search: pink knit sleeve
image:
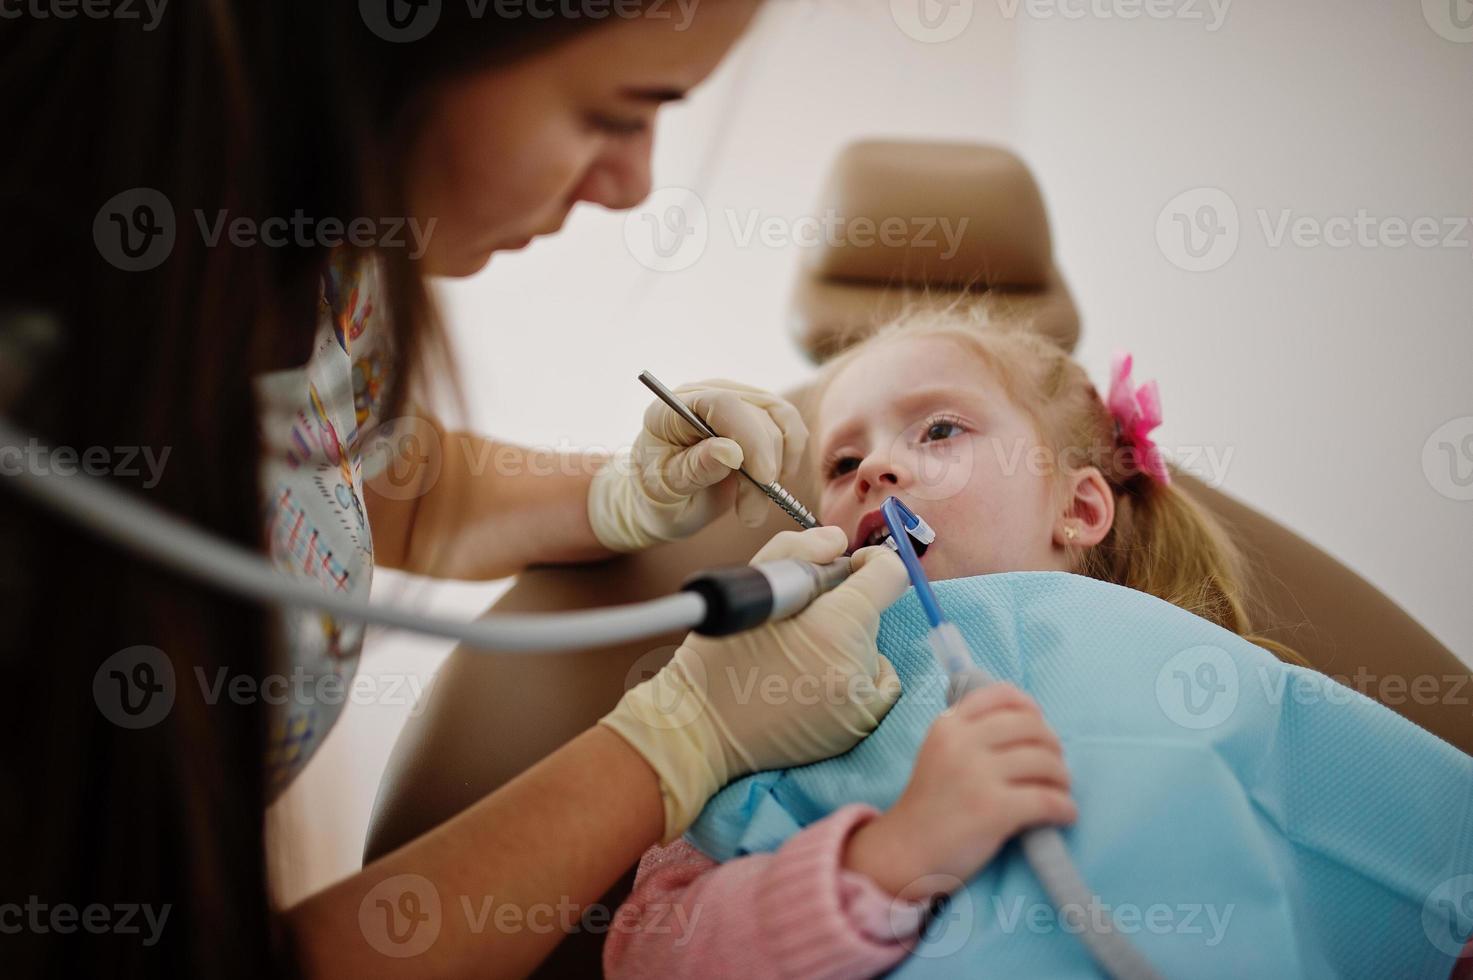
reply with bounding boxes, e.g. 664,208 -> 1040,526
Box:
603,804 -> 929,980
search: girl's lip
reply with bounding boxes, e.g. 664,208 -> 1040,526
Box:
846,504 -> 935,559
849,508 -> 890,554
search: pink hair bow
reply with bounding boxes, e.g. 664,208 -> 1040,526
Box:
1106,351 -> 1171,485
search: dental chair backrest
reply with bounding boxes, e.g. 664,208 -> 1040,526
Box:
365,141 -> 1472,976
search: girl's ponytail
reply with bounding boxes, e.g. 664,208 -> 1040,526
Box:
1079,475 -> 1308,667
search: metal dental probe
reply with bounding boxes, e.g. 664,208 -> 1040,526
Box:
637,370 -> 820,530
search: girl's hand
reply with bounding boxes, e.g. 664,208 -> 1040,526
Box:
587,379 -> 808,552
843,684 -> 1077,902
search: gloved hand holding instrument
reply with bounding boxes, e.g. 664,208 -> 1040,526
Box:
586,373 -> 816,552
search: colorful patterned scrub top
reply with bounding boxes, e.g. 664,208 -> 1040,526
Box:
254,252 -> 392,797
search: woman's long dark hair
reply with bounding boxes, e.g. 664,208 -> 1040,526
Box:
0,3 -> 632,976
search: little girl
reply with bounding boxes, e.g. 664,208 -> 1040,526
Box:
603,312 -> 1302,979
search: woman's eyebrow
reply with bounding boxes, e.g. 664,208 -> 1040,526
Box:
620,86 -> 689,104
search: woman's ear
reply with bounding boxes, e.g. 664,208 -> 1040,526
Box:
1054,467 -> 1115,548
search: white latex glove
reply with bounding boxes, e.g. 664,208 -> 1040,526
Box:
587,379 -> 808,552
599,526 -> 910,842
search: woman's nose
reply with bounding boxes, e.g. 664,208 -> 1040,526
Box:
575,130 -> 654,211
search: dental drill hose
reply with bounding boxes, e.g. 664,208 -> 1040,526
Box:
0,412 -> 861,652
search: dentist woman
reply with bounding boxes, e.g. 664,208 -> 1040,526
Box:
0,4 -> 908,978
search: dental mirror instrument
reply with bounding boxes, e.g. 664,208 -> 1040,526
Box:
878,496 -> 1164,980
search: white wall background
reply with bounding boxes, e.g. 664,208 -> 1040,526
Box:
269,0 -> 1473,905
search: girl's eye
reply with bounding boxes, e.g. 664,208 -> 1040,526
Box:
920,415 -> 966,443
587,112 -> 650,137
825,456 -> 859,480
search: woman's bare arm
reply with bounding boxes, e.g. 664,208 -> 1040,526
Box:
286,726 -> 662,980
365,412 -> 617,580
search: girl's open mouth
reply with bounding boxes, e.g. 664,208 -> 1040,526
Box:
848,506 -> 932,559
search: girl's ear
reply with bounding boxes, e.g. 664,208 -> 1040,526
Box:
1054,467 -> 1115,548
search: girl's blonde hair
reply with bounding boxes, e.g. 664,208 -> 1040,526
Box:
817,308 -> 1307,668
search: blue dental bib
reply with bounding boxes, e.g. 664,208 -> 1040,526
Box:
687,573 -> 1473,979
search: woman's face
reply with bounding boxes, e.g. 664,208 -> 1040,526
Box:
405,0 -> 764,276
815,335 -> 1077,583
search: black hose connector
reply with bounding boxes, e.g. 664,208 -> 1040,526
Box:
681,566 -> 774,636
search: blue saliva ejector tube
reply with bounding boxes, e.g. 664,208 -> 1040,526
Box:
876,496 -> 1163,980
879,498 -> 972,681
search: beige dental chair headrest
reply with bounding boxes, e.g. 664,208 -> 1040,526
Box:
366,139 -> 1471,977
789,140 -> 1080,361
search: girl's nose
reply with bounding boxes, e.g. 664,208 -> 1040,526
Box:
855,452 -> 911,500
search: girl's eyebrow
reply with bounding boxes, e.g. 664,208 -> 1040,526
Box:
818,384 -> 985,457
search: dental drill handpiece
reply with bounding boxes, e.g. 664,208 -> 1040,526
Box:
637,371 -> 820,530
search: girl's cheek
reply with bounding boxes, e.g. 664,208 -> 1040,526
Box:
909,438 -> 978,503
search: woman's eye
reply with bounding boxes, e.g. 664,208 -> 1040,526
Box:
587,112 -> 650,137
